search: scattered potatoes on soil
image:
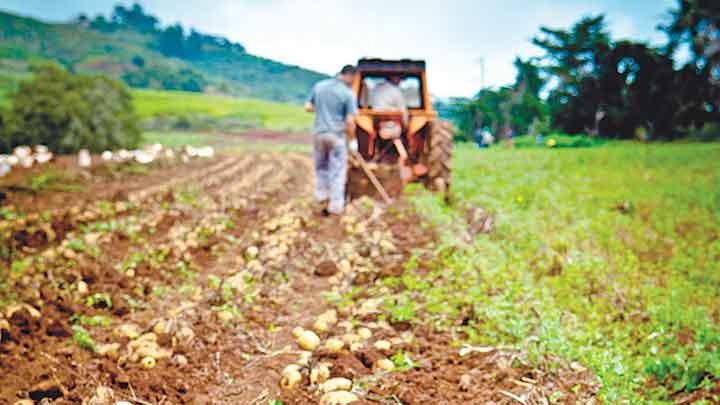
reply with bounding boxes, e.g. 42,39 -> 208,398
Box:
321,377 -> 353,393
296,330 -> 320,351
320,391 -> 360,405
373,340 -> 391,351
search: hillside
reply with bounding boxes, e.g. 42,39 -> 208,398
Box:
0,8 -> 326,103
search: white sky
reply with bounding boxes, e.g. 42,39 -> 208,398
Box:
2,0 -> 676,98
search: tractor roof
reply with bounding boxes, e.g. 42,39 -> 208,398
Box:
357,58 -> 426,74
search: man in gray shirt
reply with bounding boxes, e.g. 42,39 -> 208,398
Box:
305,65 -> 358,215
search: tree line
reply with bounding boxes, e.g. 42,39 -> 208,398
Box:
77,3 -> 246,62
453,0 -> 719,140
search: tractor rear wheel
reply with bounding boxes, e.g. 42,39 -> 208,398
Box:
426,120 -> 453,194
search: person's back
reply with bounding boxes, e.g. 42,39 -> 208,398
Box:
305,65 -> 358,216
310,78 -> 356,135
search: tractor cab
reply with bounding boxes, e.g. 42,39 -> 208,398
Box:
348,58 -> 453,198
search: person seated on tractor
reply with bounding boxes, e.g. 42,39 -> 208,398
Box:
370,75 -> 409,127
369,75 -> 413,182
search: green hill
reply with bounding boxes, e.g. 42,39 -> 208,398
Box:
0,6 -> 327,103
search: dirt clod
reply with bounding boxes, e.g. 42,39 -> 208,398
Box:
315,260 -> 339,277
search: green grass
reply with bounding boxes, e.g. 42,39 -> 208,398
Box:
133,89 -> 312,132
395,142 -> 720,402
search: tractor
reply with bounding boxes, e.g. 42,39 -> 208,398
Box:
348,58 -> 453,201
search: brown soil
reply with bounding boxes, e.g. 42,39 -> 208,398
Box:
0,149 -> 600,405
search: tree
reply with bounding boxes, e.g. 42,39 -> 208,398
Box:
3,64 -> 141,153
112,3 -> 158,33
533,15 -> 612,134
157,24 -> 186,58
451,57 -> 548,140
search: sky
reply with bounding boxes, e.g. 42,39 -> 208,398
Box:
1,0 -> 677,98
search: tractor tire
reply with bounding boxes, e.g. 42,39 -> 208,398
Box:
427,120 -> 453,194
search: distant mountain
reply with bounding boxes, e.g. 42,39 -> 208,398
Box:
0,5 -> 327,103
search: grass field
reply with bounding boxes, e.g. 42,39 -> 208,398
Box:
379,143 -> 720,402
133,89 -> 312,132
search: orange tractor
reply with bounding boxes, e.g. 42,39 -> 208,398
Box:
348,58 -> 453,201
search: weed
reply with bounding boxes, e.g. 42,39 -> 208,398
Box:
390,351 -> 416,371
72,325 -> 97,352
70,314 -> 112,327
85,292 -> 112,309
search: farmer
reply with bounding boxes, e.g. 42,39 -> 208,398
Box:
370,74 -> 408,124
304,65 -> 359,215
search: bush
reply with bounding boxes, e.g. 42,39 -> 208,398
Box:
4,64 -> 141,153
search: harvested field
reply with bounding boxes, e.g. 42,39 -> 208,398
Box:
0,150 -> 597,404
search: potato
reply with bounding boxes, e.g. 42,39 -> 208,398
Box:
375,358 -> 395,371
297,350 -> 312,367
152,319 -> 168,335
313,320 -> 329,334
296,330 -> 320,351
246,245 -> 259,259
113,323 -> 141,339
141,356 -> 156,369
77,281 -> 88,295
280,370 -> 302,390
321,377 -> 352,393
310,362 -> 330,384
319,391 -> 359,405
357,327 -> 372,340
317,310 -> 338,326
349,342 -> 364,352
282,364 -> 302,375
324,338 -> 344,353
341,333 -> 360,345
97,343 -> 120,360
291,326 -> 305,339
373,340 -> 391,351
216,310 -> 234,322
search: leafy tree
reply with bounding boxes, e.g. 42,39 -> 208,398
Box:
3,64 -> 141,153
533,9 -> 719,139
157,24 -> 186,58
452,57 -> 548,139
111,3 -> 159,33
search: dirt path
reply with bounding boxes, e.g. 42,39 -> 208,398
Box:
0,151 -> 598,405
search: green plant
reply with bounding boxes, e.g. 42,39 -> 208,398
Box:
70,314 -> 112,327
85,292 -> 112,309
72,325 -> 97,352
